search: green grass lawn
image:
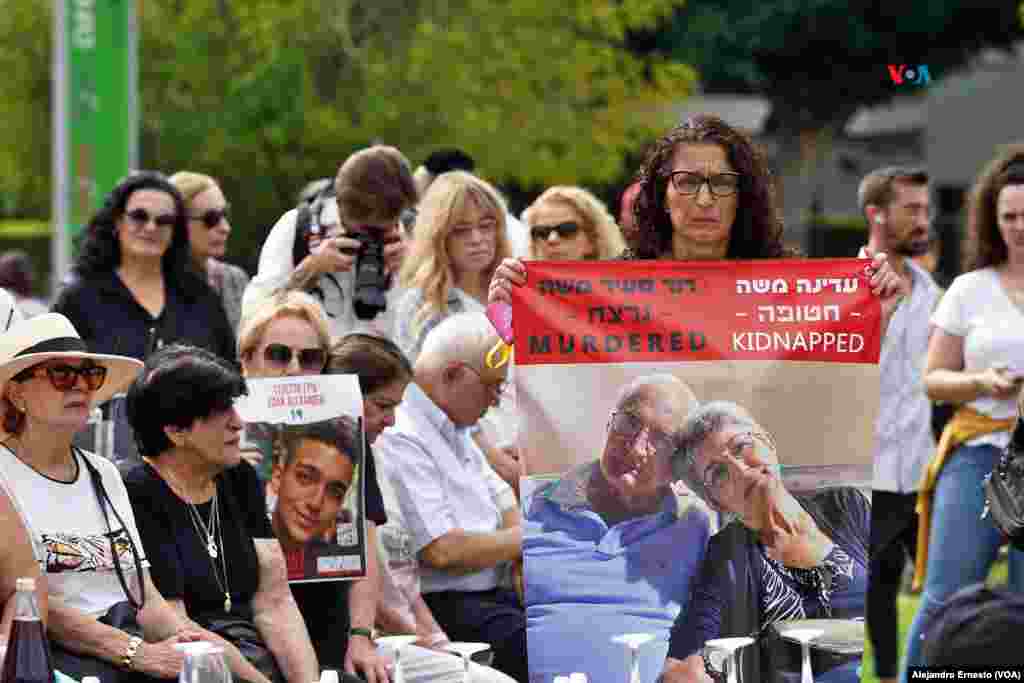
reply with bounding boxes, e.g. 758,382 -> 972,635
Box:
859,559 -> 1009,683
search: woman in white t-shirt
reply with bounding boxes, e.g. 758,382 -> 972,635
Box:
901,149 -> 1024,680
0,313 -> 268,683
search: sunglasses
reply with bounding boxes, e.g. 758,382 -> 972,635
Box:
530,222 -> 582,241
263,343 -> 327,372
189,205 -> 230,229
124,208 -> 177,229
16,363 -> 109,392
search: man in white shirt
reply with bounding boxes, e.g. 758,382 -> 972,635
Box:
374,311 -> 525,683
241,146 -> 418,339
860,166 -> 941,683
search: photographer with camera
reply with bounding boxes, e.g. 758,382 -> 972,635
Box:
241,146 -> 419,339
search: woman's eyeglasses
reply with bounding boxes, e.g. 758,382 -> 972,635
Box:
189,205 -> 230,229
16,363 -> 109,392
530,222 -> 582,241
668,171 -> 743,198
124,208 -> 177,229
263,343 -> 327,373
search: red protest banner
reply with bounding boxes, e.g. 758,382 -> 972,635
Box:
511,258 -> 881,365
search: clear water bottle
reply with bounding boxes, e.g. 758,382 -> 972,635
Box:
1,577 -> 53,683
175,642 -> 231,683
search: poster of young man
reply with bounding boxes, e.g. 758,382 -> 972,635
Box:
234,374 -> 368,583
511,259 -> 879,683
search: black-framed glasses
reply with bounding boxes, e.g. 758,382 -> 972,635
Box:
462,363 -> 508,396
668,171 -> 743,198
530,222 -> 582,241
700,430 -> 777,500
263,343 -> 328,373
16,362 -> 108,392
124,208 -> 177,229
606,409 -> 677,458
189,205 -> 230,228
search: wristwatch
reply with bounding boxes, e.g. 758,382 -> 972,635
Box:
349,627 -> 374,640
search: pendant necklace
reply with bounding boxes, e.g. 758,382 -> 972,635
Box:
184,487 -> 232,612
159,464 -> 232,612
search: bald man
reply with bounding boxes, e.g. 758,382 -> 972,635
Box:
522,374 -> 712,683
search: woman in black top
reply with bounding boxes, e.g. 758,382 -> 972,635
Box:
52,171 -> 235,362
122,344 -> 318,683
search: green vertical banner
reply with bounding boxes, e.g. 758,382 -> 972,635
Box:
54,0 -> 136,288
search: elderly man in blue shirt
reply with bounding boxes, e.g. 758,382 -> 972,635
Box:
523,374 -> 711,683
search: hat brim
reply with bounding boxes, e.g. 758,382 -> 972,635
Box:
0,351 -> 143,405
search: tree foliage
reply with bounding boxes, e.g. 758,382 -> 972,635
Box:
0,0 -> 693,272
640,1 -> 1024,136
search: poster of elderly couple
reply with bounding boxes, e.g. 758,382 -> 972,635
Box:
511,259 -> 878,683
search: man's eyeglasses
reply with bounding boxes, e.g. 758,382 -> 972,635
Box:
606,409 -> 677,458
263,344 -> 328,373
668,171 -> 743,198
700,430 -> 777,501
530,222 -> 582,242
15,362 -> 109,392
124,208 -> 177,229
189,205 -> 230,229
462,363 -> 508,396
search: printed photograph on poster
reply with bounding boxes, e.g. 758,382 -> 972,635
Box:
234,374 -> 368,583
512,259 -> 878,683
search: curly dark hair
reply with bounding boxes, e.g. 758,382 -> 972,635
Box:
73,171 -> 202,294
630,114 -> 791,260
963,143 -> 1024,272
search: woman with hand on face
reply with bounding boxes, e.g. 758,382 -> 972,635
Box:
52,171 -> 235,362
661,401 -> 870,683
489,115 -> 907,332
0,313 -> 227,682
123,344 -> 316,683
900,147 -> 1024,681
393,171 -> 512,364
521,186 -> 625,262
169,172 -> 250,334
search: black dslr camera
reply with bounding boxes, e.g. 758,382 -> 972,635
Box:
340,226 -> 399,320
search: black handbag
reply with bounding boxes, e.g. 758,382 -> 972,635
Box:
984,410 -> 1024,551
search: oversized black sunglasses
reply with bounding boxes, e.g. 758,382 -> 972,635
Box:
124,208 -> 177,228
263,343 -> 328,372
530,222 -> 582,241
189,205 -> 231,229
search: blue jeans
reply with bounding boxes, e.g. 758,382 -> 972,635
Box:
900,443 -> 1024,681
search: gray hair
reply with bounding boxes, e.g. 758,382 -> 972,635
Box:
671,400 -> 759,512
415,311 -> 499,374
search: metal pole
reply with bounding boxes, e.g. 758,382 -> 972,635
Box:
127,0 -> 139,170
51,0 -> 70,299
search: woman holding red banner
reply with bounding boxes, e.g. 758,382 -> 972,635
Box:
488,114 -> 906,325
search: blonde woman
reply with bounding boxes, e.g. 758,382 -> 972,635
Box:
522,185 -> 626,261
169,171 -> 250,333
393,171 -> 512,363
